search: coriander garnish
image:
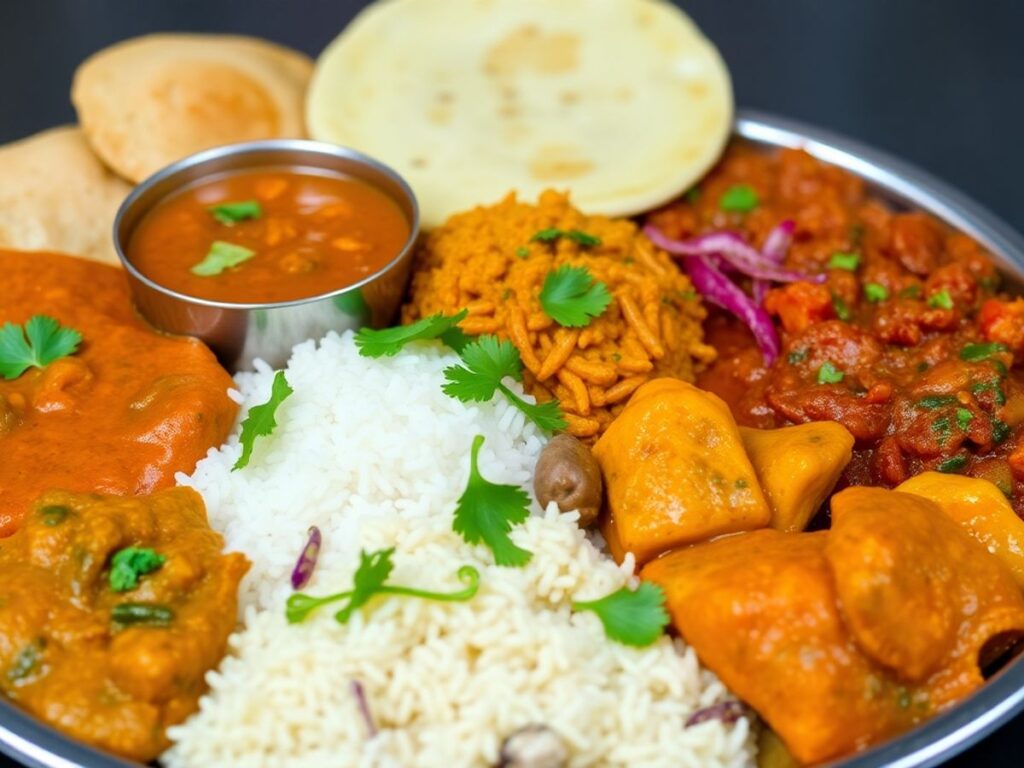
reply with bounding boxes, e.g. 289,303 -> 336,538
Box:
109,547 -> 166,593
827,252 -> 861,271
208,200 -> 262,225
864,283 -> 889,303
354,310 -> 469,358
817,362 -> 844,384
233,370 -> 293,470
453,434 -> 533,567
718,184 -> 759,213
572,582 -> 669,647
191,240 -> 256,277
442,336 -> 566,432
530,228 -> 602,248
286,547 -> 479,624
539,265 -> 612,328
927,289 -> 954,310
0,315 -> 82,381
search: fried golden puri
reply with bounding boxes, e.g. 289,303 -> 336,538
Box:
642,487 -> 1024,765
592,378 -> 853,562
0,488 -> 248,762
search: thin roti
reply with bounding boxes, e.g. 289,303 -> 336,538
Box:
307,0 -> 733,227
72,34 -> 313,183
0,126 -> 131,265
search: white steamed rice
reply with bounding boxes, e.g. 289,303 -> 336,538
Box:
164,331 -> 755,768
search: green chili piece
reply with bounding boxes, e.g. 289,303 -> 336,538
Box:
112,603 -> 174,627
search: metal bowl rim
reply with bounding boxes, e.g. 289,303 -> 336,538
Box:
2,110 -> 1023,768
112,138 -> 421,311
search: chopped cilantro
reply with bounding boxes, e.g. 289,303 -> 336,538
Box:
817,362 -> 844,384
286,547 -> 479,624
931,416 -> 952,445
961,342 -> 1009,362
0,316 -> 82,380
971,380 -> 1007,406
109,547 -> 166,593
539,265 -> 612,328
827,252 -> 861,271
787,348 -> 808,364
927,289 -> 954,310
7,639 -> 44,682
718,184 -> 759,213
530,228 -> 602,248
38,505 -> 70,527
233,371 -> 293,470
208,200 -> 262,225
572,582 -> 669,647
354,310 -> 469,358
191,240 -> 256,276
515,246 -> 530,259
956,408 -> 974,432
832,295 -> 851,321
453,435 -> 532,567
864,283 -> 889,303
442,336 -> 567,432
916,395 -> 959,410
992,419 -> 1011,445
937,454 -> 968,474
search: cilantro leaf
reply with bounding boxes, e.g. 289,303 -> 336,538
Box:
864,283 -> 889,303
109,547 -> 166,593
442,336 -> 567,431
530,228 -> 602,247
191,240 -> 256,277
233,370 -> 293,470
827,252 -> 861,271
354,310 -> 469,358
539,265 -> 612,328
0,316 -> 82,380
453,435 -> 532,567
927,289 -> 954,310
208,200 -> 263,225
817,361 -> 844,384
572,582 -> 669,647
286,548 -> 480,624
719,184 -> 759,213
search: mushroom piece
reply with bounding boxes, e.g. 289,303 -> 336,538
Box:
497,724 -> 569,768
533,433 -> 603,527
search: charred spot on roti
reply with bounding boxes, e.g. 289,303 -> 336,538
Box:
527,145 -> 594,181
483,25 -> 580,77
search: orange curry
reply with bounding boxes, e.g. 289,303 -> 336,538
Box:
128,168 -> 410,303
0,250 -> 237,535
0,488 -> 248,761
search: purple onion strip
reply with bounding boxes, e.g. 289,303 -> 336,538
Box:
644,225 -> 822,284
684,255 -> 781,366
685,700 -> 747,728
290,525 -> 322,590
351,680 -> 378,738
762,219 -> 795,263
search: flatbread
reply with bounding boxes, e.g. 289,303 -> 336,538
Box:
0,126 -> 131,265
72,34 -> 313,183
307,0 -> 732,227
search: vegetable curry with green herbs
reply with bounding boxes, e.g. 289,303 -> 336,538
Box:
0,487 -> 248,762
648,144 -> 1024,514
127,168 -> 410,304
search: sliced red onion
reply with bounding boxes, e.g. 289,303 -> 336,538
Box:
751,279 -> 770,305
644,225 -> 822,284
685,700 -> 747,728
762,219 -> 795,263
351,680 -> 377,737
290,526 -> 322,590
684,255 -> 781,365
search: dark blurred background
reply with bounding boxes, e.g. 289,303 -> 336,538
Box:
0,1 -> 1021,766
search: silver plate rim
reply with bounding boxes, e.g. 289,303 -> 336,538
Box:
0,110 -> 1022,768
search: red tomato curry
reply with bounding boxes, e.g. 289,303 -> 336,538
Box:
0,250 -> 238,535
128,168 -> 411,303
649,144 -> 1024,514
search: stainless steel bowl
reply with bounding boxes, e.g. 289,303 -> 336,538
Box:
3,112 -> 1023,768
113,139 -> 420,371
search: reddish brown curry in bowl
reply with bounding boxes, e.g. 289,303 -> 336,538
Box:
128,167 -> 410,304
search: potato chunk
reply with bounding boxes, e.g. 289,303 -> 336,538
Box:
896,472 -> 1024,588
642,489 -> 1024,764
740,422 -> 854,532
593,379 -> 770,563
